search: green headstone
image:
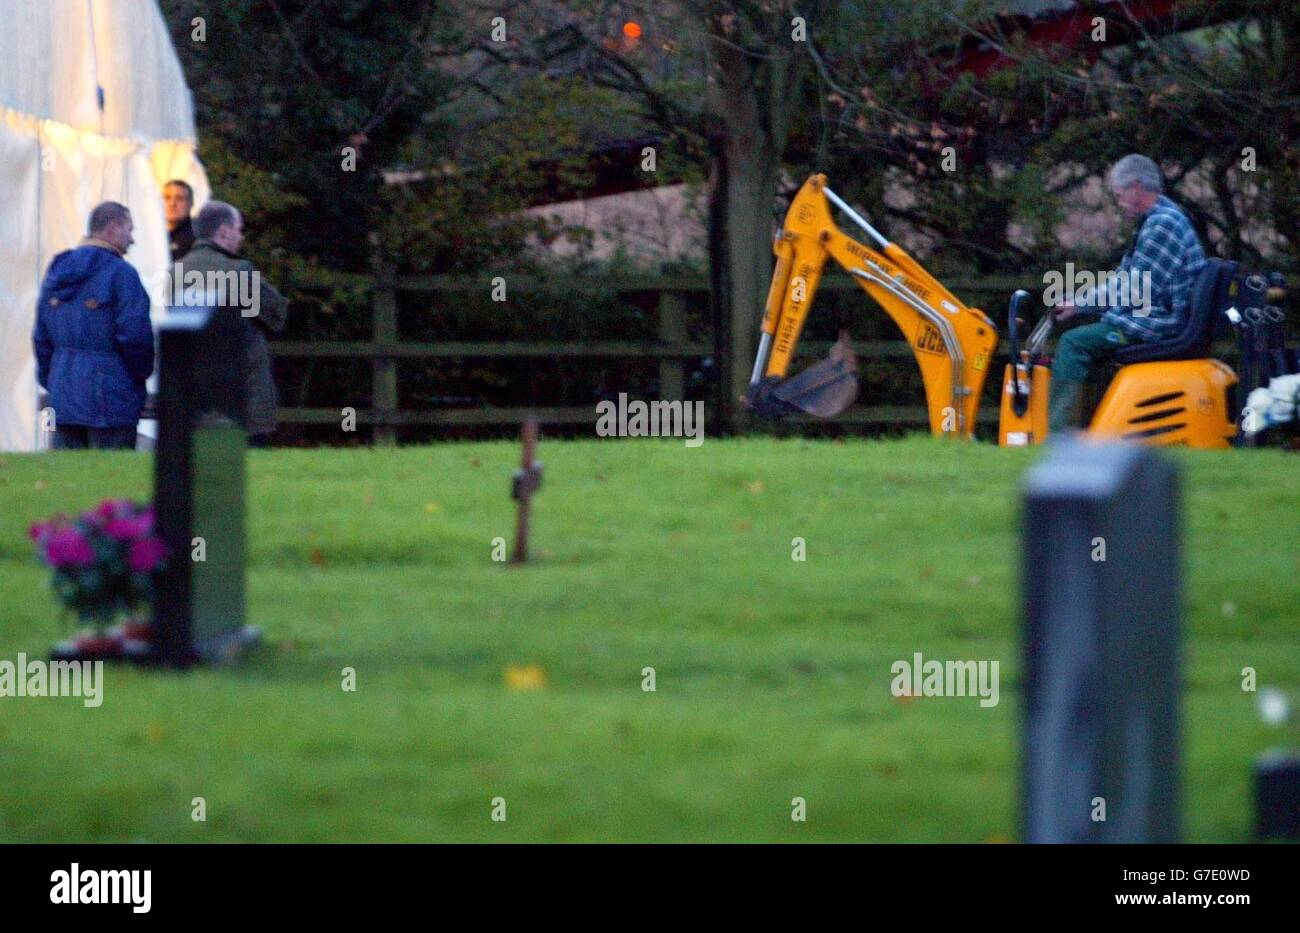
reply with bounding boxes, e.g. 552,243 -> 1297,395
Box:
152,308 -> 258,665
188,418 -> 247,648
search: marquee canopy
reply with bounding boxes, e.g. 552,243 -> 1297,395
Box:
0,0 -> 210,451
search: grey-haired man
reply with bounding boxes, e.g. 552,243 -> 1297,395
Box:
1049,154 -> 1206,431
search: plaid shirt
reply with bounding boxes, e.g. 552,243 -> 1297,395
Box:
1074,195 -> 1206,341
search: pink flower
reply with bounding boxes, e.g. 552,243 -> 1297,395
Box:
127,537 -> 167,573
44,526 -> 96,568
104,514 -> 152,541
29,515 -> 68,542
92,498 -> 135,523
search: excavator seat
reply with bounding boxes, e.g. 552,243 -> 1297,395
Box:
1088,258 -> 1243,448
1112,258 -> 1238,365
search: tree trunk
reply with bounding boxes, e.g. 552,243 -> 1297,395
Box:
722,138 -> 780,430
706,13 -> 804,431
707,126 -> 732,435
707,110 -> 780,431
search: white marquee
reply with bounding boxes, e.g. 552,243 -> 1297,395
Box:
0,0 -> 210,450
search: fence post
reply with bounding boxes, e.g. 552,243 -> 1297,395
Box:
658,289 -> 686,402
372,263 -> 398,446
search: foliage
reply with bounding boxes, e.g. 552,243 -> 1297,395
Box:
161,0 -> 1300,278
808,1 -> 1300,273
159,0 -> 457,273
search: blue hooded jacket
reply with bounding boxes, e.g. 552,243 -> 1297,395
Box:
33,242 -> 155,428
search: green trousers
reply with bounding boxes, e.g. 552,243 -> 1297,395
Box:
1050,322 -> 1132,431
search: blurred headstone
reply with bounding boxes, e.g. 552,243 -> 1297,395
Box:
1254,751 -> 1300,840
151,307 -> 259,665
1021,438 -> 1181,843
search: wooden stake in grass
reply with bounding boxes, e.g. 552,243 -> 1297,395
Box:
511,418 -> 543,563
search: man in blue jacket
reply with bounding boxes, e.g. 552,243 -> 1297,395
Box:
33,202 -> 155,450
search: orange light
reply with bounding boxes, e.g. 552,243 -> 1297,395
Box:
623,22 -> 642,39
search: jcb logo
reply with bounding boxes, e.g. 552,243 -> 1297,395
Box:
915,323 -> 945,356
903,279 -> 932,302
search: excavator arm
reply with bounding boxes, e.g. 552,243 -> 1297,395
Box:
745,174 -> 999,438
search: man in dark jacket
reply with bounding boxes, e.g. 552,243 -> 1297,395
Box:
33,202 -> 154,450
176,201 -> 289,444
164,180 -> 196,261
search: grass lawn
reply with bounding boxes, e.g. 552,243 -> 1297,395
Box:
0,436 -> 1296,842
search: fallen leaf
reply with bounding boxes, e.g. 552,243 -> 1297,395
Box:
505,664 -> 547,691
745,480 -> 764,494
309,549 -> 326,567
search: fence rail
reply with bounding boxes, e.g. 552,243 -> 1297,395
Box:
273,272 -> 1035,440
277,405 -> 1004,427
31,264 -> 1249,441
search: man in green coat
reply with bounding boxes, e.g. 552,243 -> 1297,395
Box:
175,201 -> 289,445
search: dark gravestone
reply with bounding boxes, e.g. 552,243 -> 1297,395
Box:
152,307 -> 258,665
1255,751 -> 1300,840
1021,439 -> 1181,843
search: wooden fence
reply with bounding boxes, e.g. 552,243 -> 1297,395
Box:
273,272 -> 1031,443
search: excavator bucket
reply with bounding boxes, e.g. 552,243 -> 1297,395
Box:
744,174 -> 999,434
747,332 -> 858,418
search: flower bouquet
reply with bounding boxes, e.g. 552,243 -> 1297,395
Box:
30,499 -> 167,661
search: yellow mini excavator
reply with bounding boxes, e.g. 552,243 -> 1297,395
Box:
745,174 -> 1290,449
